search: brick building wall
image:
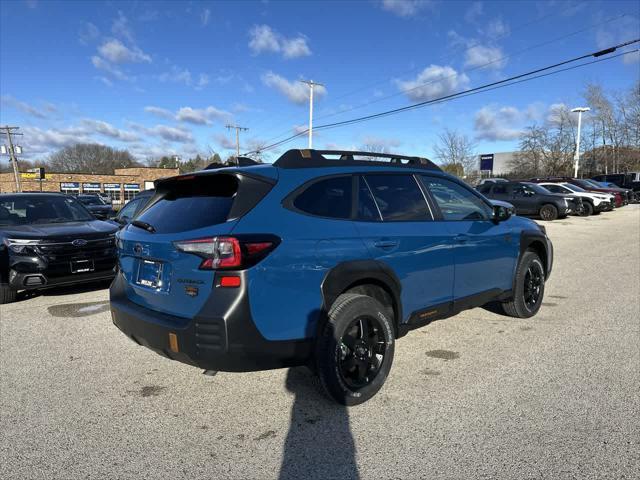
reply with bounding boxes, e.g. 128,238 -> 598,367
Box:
0,167 -> 179,205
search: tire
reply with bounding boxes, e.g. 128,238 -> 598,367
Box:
499,250 -> 545,318
539,203 -> 558,221
580,202 -> 593,217
0,283 -> 17,304
315,293 -> 395,406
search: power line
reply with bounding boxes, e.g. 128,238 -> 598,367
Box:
242,41 -> 639,156
251,12 -> 630,149
247,1 -> 591,140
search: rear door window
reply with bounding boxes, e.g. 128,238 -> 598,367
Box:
363,174 -> 431,221
292,176 -> 352,219
135,175 -> 238,233
422,176 -> 492,221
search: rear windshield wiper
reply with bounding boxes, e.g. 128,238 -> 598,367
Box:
131,220 -> 156,233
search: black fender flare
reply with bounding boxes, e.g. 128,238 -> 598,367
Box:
518,229 -> 552,283
320,260 -> 403,334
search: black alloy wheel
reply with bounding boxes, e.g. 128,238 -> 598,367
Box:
523,262 -> 544,312
338,316 -> 387,390
539,204 -> 558,221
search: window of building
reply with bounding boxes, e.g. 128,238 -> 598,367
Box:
124,184 -> 140,203
60,182 -> 80,195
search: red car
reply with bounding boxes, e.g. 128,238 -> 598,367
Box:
529,177 -> 625,208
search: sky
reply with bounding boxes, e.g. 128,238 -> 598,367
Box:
1,0 -> 639,165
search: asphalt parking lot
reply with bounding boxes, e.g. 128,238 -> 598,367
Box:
1,205 -> 639,480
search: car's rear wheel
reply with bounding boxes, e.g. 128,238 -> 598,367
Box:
499,250 -> 545,318
0,283 -> 17,304
539,204 -> 558,221
580,202 -> 593,216
316,293 -> 395,406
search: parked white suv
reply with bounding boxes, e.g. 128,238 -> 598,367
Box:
539,182 -> 614,215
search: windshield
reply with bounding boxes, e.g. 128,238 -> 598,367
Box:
526,183 -> 553,194
0,195 -> 94,226
564,183 -> 586,193
582,179 -> 604,188
78,196 -> 105,206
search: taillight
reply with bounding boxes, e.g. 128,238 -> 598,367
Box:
173,235 -> 279,270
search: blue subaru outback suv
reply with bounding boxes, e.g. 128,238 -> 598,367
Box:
110,149 -> 553,405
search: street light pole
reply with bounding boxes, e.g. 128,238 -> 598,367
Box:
300,80 -> 324,149
571,107 -> 590,178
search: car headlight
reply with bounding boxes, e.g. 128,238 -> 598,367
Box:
4,238 -> 40,254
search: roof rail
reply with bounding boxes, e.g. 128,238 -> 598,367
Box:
204,156 -> 261,170
273,149 -> 441,171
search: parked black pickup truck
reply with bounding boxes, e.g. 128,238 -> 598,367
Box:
477,181 -> 583,220
0,193 -> 118,303
591,173 -> 639,202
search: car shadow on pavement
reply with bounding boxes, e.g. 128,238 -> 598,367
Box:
279,367 -> 359,480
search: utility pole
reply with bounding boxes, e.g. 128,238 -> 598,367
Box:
300,80 -> 324,149
225,124 -> 248,162
571,107 -> 590,178
1,126 -> 23,192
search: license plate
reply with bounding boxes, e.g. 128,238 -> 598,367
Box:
71,259 -> 94,274
136,260 -> 163,288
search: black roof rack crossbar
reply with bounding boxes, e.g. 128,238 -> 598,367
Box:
273,149 -> 441,171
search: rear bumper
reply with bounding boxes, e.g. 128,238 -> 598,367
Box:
109,273 -> 312,372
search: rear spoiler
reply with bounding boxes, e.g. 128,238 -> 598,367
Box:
205,157 -> 260,169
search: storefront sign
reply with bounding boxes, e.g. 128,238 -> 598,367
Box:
480,154 -> 494,171
103,183 -> 121,190
60,182 -> 80,189
82,183 -> 101,190
124,183 -> 140,190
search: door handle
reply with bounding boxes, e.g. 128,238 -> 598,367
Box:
455,234 -> 469,243
373,239 -> 398,249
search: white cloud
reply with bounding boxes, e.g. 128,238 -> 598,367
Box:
144,105 -> 231,124
21,126 -> 94,156
98,39 -> 151,64
157,65 -> 204,86
381,0 -> 433,18
1,95 -> 51,119
91,55 -> 130,81
81,119 -> 139,142
112,11 -> 134,42
464,2 -> 483,23
79,22 -> 100,45
361,135 -> 401,150
248,25 -> 311,59
144,106 -> 174,119
464,44 -> 506,69
196,73 -> 210,89
213,133 -> 237,150
128,122 -> 193,143
261,72 -> 327,105
473,104 -> 543,141
485,18 -> 510,39
201,8 -> 211,26
396,65 -> 470,102
176,106 -> 231,125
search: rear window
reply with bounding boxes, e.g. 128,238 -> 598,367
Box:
135,175 -> 238,233
292,176 -> 352,219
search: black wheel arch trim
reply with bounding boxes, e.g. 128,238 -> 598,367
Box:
320,260 -> 404,337
519,229 -> 553,282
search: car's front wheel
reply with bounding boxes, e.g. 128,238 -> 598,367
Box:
499,250 -> 545,318
580,202 -> 593,216
316,293 -> 395,406
539,204 -> 558,221
0,283 -> 17,304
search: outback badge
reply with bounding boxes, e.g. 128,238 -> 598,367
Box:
184,285 -> 199,297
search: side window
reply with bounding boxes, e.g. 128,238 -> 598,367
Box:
422,176 -> 492,221
357,176 -> 382,221
363,174 -> 431,221
292,176 -> 352,219
545,185 -> 562,194
477,184 -> 492,194
492,184 -> 508,194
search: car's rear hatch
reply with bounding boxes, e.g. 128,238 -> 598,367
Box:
117,170 -> 275,319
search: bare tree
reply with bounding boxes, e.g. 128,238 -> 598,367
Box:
433,128 -> 477,181
48,143 -> 140,173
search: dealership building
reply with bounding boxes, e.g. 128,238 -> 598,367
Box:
0,166 -> 179,205
477,152 -> 518,177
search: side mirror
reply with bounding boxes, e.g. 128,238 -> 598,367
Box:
492,204 -> 513,222
117,215 -> 129,225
